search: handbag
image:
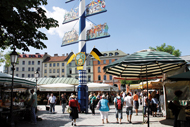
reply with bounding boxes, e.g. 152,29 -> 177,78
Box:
67,106 -> 72,113
96,100 -> 101,110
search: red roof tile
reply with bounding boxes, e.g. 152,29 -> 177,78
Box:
44,56 -> 68,62
18,54 -> 44,58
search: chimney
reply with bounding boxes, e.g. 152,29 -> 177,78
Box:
44,52 -> 47,55
22,52 -> 24,54
54,54 -> 58,56
66,53 -> 68,56
62,54 -> 65,56
35,53 -> 39,54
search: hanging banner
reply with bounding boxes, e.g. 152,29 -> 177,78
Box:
63,7 -> 79,23
86,23 -> 109,40
86,0 -> 106,16
62,29 -> 79,46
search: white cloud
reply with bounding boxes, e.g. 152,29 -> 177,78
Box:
42,6 -> 92,38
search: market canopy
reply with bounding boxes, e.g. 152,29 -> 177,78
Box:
39,83 -> 75,91
76,83 -> 118,91
23,77 -> 79,85
103,50 -> 186,78
0,72 -> 36,88
167,71 -> 190,81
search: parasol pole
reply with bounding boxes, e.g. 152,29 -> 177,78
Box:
146,65 -> 149,127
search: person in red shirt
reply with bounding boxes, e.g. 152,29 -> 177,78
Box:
69,95 -> 80,126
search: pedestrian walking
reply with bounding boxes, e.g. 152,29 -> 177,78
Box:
151,91 -> 159,117
90,92 -> 96,115
133,91 -> 139,115
69,94 -> 80,126
29,89 -> 37,124
60,94 -> 67,113
124,92 -> 133,123
48,93 -> 56,113
114,92 -> 124,124
99,94 -> 110,124
143,92 -> 148,117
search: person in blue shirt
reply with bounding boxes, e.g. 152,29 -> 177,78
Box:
114,92 -> 124,124
99,94 -> 110,124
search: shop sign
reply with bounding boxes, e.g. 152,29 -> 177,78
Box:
62,29 -> 79,45
86,23 -> 109,40
86,0 -> 106,16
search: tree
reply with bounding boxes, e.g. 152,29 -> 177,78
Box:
0,50 -> 5,66
149,43 -> 181,57
0,0 -> 59,51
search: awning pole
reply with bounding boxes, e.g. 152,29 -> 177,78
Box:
146,65 -> 149,127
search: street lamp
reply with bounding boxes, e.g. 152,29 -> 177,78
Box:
34,68 -> 39,91
10,48 -> 18,127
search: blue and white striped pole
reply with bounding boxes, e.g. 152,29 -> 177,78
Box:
78,0 -> 88,113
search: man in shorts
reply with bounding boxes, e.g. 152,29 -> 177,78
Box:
133,91 -> 139,115
124,92 -> 133,123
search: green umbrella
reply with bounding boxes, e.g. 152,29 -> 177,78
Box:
0,72 -> 36,87
167,71 -> 190,81
103,50 -> 186,127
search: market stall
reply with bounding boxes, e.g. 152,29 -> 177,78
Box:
0,72 -> 36,126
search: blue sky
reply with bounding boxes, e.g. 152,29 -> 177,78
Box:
1,0 -> 190,71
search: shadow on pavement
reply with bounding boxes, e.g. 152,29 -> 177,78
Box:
159,119 -> 173,126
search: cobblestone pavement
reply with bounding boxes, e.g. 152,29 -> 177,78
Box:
17,104 -> 173,127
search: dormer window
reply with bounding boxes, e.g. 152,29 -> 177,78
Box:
115,52 -> 119,56
109,53 -> 113,56
103,53 -> 107,56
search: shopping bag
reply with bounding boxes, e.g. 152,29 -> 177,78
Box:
177,108 -> 186,121
67,106 -> 72,114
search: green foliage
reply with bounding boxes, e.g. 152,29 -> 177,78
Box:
0,50 -> 5,66
0,0 -> 59,51
149,43 -> 181,57
0,51 -> 20,67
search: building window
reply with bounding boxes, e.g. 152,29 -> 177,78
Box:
31,74 -> 34,77
104,53 -> 107,56
28,74 -> 30,78
45,69 -> 47,73
53,69 -> 55,73
45,64 -> 47,67
110,75 -> 112,80
22,67 -> 25,71
22,74 -> 25,77
38,68 -> 40,71
115,52 -> 119,56
57,63 -> 59,67
28,67 -> 30,71
98,67 -> 101,72
109,59 -> 112,63
115,59 -> 117,61
62,69 -> 64,73
16,67 -> 19,71
38,61 -> 40,65
32,61 -> 34,65
57,75 -> 59,77
98,75 -> 101,81
88,75 -> 91,81
75,68 -> 78,74
22,61 -> 25,65
68,75 -> 71,78
49,69 -> 52,73
103,60 -> 106,64
69,63 -> 72,66
16,74 -> 18,77
62,75 -> 64,77
88,61 -> 91,65
49,63 -> 52,67
109,53 -> 113,56
88,67 -> 91,73
98,61 -> 100,64
28,61 -> 31,65
53,63 -> 55,67
62,63 -> 64,66
57,69 -> 59,73
75,76 -> 78,79
69,68 -> 72,74
32,67 -> 34,71
104,75 -> 107,80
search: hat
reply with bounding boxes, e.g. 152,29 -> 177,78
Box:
71,95 -> 76,98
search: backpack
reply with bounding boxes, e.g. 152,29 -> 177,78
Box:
116,98 -> 122,110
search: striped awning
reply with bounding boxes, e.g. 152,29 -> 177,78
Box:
103,51 -> 186,78
0,73 -> 36,87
